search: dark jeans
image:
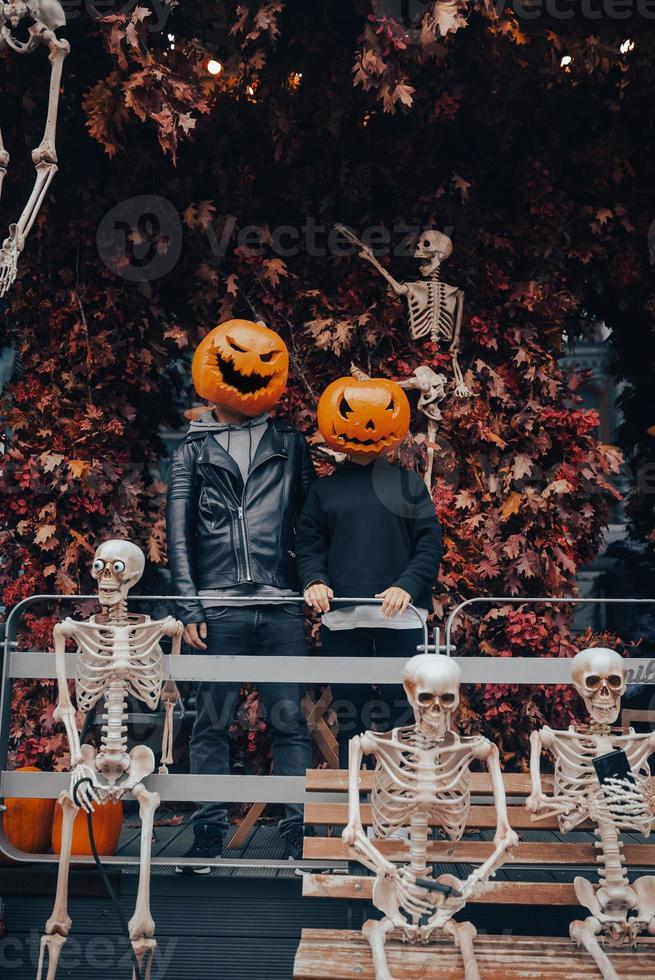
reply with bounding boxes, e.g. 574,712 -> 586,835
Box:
191,605 -> 312,837
320,626 -> 422,768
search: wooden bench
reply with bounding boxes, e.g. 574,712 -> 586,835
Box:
294,768 -> 655,978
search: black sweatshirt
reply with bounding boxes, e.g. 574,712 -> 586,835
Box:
295,459 -> 442,611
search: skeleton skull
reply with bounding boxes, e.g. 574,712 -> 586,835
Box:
414,229 -> 453,264
91,540 -> 145,608
403,654 -> 461,739
571,647 -> 627,726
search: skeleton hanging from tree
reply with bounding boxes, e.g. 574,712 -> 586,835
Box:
343,653 -> 518,980
336,224 -> 470,397
528,647 -> 655,980
0,0 -> 69,295
38,540 -> 183,980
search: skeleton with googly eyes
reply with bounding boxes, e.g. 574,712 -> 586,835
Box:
336,224 -> 470,397
38,540 -> 183,980
342,654 -> 518,980
527,648 -> 655,980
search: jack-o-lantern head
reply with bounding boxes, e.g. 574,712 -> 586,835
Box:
192,319 -> 289,416
317,375 -> 410,458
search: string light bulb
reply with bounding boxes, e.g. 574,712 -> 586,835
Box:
560,55 -> 572,68
620,39 -> 635,54
207,59 -> 223,76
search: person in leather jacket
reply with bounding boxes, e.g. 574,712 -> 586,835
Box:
166,321 -> 315,869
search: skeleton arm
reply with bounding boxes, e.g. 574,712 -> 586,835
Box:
526,728 -> 575,819
334,223 -> 408,297
342,734 -> 397,878
462,739 -> 517,896
451,288 -> 465,352
159,619 -> 184,771
52,621 -> 83,767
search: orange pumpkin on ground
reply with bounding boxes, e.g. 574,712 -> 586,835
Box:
192,318 -> 289,416
52,799 -> 123,856
317,375 -> 411,458
1,766 -> 55,859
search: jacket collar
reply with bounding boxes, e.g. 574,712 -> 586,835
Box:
195,417 -> 287,481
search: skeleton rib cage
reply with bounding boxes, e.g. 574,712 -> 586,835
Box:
406,277 -> 455,344
550,728 -> 654,837
70,616 -> 167,715
370,728 -> 474,841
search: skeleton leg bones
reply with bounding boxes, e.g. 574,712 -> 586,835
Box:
362,917 -> 397,980
36,792 -> 77,980
443,919 -> 480,980
570,917 -> 621,980
128,782 -> 160,980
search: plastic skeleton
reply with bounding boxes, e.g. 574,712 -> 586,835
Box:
342,654 -> 518,980
0,0 -> 69,295
336,224 -> 470,397
38,540 -> 183,980
527,647 -> 655,980
398,365 -> 448,488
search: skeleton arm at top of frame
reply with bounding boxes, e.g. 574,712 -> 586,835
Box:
342,734 -> 399,879
334,223 -> 408,297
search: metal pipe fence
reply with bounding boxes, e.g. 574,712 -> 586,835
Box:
1,592 -> 654,867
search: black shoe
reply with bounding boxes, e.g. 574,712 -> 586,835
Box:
175,825 -> 225,875
284,824 -> 314,875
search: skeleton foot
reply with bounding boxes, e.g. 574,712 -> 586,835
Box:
36,933 -> 67,980
131,938 -> 156,980
362,918 -> 396,980
0,226 -> 20,296
571,917 -> 621,980
444,919 -> 480,980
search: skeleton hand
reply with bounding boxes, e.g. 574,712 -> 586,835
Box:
70,764 -> 103,813
394,866 -> 437,919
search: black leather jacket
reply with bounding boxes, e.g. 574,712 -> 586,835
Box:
166,418 -> 316,623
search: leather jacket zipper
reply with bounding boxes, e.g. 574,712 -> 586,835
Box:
237,504 -> 253,582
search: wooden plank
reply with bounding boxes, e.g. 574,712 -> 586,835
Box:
305,769 -> 550,795
230,802 -> 267,849
304,802 -> 583,830
294,930 -> 655,979
302,837 -> 655,868
301,874 -> 582,905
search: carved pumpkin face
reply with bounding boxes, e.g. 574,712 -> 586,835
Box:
192,319 -> 289,415
317,376 -> 410,458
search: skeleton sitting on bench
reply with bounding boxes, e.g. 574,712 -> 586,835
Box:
527,647 -> 655,980
38,539 -> 183,980
342,653 -> 518,980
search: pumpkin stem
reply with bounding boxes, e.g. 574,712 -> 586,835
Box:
350,363 -> 371,381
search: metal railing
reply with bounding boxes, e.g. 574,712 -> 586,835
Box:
1,592 -> 654,868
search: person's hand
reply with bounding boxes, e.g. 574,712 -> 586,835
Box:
183,621 -> 207,650
304,582 -> 334,613
375,587 -> 411,618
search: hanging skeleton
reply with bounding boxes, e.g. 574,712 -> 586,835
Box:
527,647 -> 655,980
0,0 -> 69,295
336,223 -> 470,397
398,365 -> 448,488
343,654 -> 518,980
38,540 -> 183,980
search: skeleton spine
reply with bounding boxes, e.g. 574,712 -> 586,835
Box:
410,811 -> 430,879
595,818 -> 629,892
100,683 -> 128,757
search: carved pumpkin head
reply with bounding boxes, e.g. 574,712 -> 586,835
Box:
317,375 -> 410,458
192,319 -> 289,416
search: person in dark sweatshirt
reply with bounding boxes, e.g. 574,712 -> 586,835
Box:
295,374 -> 442,766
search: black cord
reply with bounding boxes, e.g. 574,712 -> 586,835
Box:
72,778 -> 145,980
